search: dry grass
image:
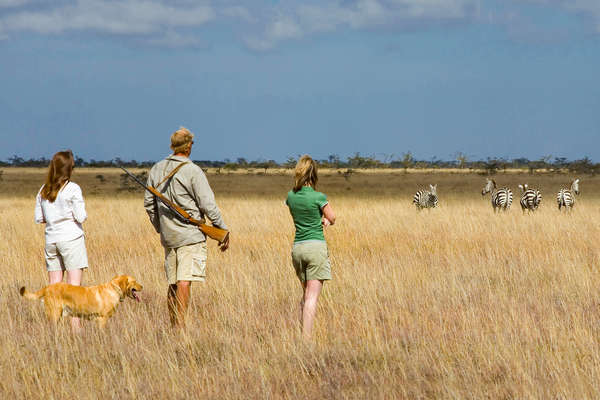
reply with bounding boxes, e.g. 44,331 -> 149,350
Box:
2,169 -> 600,398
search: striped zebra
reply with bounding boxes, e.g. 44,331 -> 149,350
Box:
518,183 -> 542,213
557,179 -> 579,211
413,184 -> 438,210
481,179 -> 512,212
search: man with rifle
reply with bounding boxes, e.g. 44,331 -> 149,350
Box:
143,127 -> 229,328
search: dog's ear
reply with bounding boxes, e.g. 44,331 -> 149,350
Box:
114,275 -> 128,290
125,275 -> 138,290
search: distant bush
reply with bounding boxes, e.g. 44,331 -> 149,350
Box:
1,154 -> 597,173
338,169 -> 354,181
118,171 -> 147,192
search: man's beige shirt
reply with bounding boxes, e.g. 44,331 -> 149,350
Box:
144,155 -> 227,249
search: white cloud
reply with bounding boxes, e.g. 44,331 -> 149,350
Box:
248,0 -> 480,50
515,0 -> 600,32
0,0 -> 214,39
0,0 -> 33,8
145,30 -> 205,48
0,0 -> 598,49
394,0 -> 479,19
221,6 -> 256,23
245,13 -> 303,50
268,15 -> 303,40
301,0 -> 479,29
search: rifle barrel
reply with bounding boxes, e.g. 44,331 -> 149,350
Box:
119,165 -> 230,244
120,166 -> 188,223
120,166 -> 146,187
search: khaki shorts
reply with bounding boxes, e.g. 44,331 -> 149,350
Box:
45,235 -> 89,272
292,240 -> 331,282
164,242 -> 207,285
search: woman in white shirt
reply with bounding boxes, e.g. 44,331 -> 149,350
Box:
34,150 -> 88,332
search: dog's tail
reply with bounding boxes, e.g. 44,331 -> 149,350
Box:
19,286 -> 45,300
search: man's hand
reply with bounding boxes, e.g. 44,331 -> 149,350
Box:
322,217 -> 332,227
219,234 -> 230,252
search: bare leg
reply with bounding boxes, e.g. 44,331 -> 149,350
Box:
167,284 -> 178,327
66,269 -> 83,333
176,281 -> 191,328
301,280 -> 324,340
299,281 -> 306,327
48,270 -> 63,284
168,281 -> 191,329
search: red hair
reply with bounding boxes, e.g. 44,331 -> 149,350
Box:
41,150 -> 74,202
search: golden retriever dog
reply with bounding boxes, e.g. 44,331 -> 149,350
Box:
20,275 -> 142,327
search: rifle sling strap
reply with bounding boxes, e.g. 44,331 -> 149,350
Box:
155,162 -> 206,225
157,162 -> 188,188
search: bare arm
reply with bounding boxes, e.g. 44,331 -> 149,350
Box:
321,203 -> 336,226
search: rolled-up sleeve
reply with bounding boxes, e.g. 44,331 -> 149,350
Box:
71,185 -> 87,224
34,190 -> 45,224
316,192 -> 328,209
143,170 -> 160,233
191,171 -> 228,231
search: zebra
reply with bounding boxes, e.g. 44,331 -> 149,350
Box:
481,179 -> 512,212
518,183 -> 542,213
413,184 -> 438,210
557,179 -> 579,211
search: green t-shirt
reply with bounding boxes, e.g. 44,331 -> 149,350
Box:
286,186 -> 329,243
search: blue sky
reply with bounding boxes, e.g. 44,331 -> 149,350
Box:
0,0 -> 598,163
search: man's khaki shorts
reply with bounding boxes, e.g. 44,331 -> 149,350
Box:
45,235 -> 89,272
292,240 -> 331,283
164,242 -> 207,285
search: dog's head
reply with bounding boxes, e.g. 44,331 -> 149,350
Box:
111,275 -> 143,302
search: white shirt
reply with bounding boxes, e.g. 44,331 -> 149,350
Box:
35,181 -> 87,243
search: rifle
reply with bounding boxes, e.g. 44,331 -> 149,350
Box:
120,166 -> 230,245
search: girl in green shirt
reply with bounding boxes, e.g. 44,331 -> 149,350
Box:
286,155 -> 336,340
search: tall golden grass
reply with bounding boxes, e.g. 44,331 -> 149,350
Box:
2,170 -> 600,398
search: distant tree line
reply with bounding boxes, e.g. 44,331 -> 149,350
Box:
1,153 -> 598,175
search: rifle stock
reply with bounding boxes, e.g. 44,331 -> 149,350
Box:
188,219 -> 230,243
122,167 -> 229,244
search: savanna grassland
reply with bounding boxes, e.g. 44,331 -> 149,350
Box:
1,168 -> 600,399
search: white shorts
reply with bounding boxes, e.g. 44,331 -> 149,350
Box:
45,235 -> 89,272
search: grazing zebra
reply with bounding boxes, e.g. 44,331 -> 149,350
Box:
557,179 -> 580,211
481,179 -> 512,212
518,183 -> 542,213
413,184 -> 438,210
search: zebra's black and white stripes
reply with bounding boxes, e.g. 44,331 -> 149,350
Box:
413,184 -> 438,210
557,179 -> 579,211
518,184 -> 542,213
408,178 -> 579,213
482,179 -> 512,211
